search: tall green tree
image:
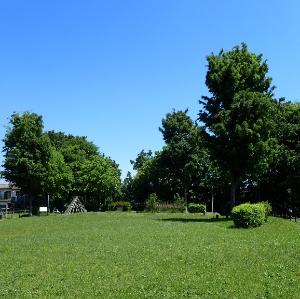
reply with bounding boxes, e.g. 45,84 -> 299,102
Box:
199,43 -> 278,210
131,110 -> 218,208
261,102 -> 300,213
122,171 -> 134,203
45,148 -> 74,206
131,152 -> 159,205
159,110 -> 215,207
47,131 -> 99,194
77,155 -> 122,210
2,112 -> 52,202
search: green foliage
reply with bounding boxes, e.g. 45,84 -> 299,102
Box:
77,156 -> 122,210
187,203 -> 206,214
45,148 -> 74,201
47,130 -> 100,195
261,102 -> 300,213
130,150 -> 153,171
47,131 -> 99,164
232,203 -> 266,228
174,193 -> 185,212
257,201 -> 272,221
131,110 -> 218,209
146,193 -> 158,212
109,201 -> 132,211
2,112 -> 52,196
121,171 -> 134,206
131,154 -> 161,206
159,109 -> 194,144
2,112 -> 123,212
200,43 -> 279,208
159,110 -> 212,195
203,43 -> 274,106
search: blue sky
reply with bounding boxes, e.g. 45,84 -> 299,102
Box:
0,0 -> 299,179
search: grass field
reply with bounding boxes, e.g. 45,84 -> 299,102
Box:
0,212 -> 299,298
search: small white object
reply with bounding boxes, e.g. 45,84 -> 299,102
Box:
39,207 -> 48,212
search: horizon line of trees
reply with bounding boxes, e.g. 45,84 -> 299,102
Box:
126,43 -> 300,215
1,112 -> 122,213
2,43 -> 300,215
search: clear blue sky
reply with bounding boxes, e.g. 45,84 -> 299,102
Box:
1,0 -> 299,179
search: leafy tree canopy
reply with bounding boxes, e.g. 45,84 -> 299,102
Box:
45,148 -> 74,201
199,43 -> 280,209
130,150 -> 153,171
47,131 -> 99,165
77,155 -> 122,209
2,112 -> 51,196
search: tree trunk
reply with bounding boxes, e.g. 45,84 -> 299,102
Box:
29,195 -> 33,216
230,175 -> 238,213
184,184 -> 188,213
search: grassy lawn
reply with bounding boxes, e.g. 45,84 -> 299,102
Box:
0,212 -> 299,298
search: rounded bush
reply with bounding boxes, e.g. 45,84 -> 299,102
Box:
232,203 -> 265,228
187,203 -> 206,214
257,201 -> 272,221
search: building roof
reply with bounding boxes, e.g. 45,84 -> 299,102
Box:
0,183 -> 20,190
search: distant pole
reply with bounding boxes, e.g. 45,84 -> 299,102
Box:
47,193 -> 50,216
211,186 -> 214,215
184,185 -> 188,213
29,195 -> 32,216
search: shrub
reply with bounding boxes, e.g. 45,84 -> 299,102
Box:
232,203 -> 266,228
187,203 -> 206,214
146,193 -> 158,212
110,201 -> 132,211
174,193 -> 185,212
257,201 -> 272,221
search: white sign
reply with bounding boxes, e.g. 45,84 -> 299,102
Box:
39,207 -> 48,212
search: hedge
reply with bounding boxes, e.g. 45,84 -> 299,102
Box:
187,203 -> 206,214
232,203 -> 266,228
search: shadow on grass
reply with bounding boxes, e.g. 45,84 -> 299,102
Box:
159,217 -> 232,223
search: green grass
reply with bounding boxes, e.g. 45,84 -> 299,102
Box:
0,213 -> 299,298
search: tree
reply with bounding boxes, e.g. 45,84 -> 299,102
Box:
159,110 -> 194,144
122,171 -> 134,203
77,155 -> 122,210
2,112 -> 52,210
47,131 -> 99,194
130,150 -> 153,171
199,43 -> 278,210
45,148 -> 74,208
160,110 -> 215,208
131,153 -> 160,207
130,110 -> 218,209
47,131 -> 99,164
260,102 -> 300,213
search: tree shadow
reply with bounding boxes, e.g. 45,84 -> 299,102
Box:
159,217 -> 232,223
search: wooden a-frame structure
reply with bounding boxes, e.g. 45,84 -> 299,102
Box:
64,196 -> 87,214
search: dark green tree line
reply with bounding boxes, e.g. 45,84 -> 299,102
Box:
2,112 -> 122,212
129,43 -> 300,214
127,110 -> 219,209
